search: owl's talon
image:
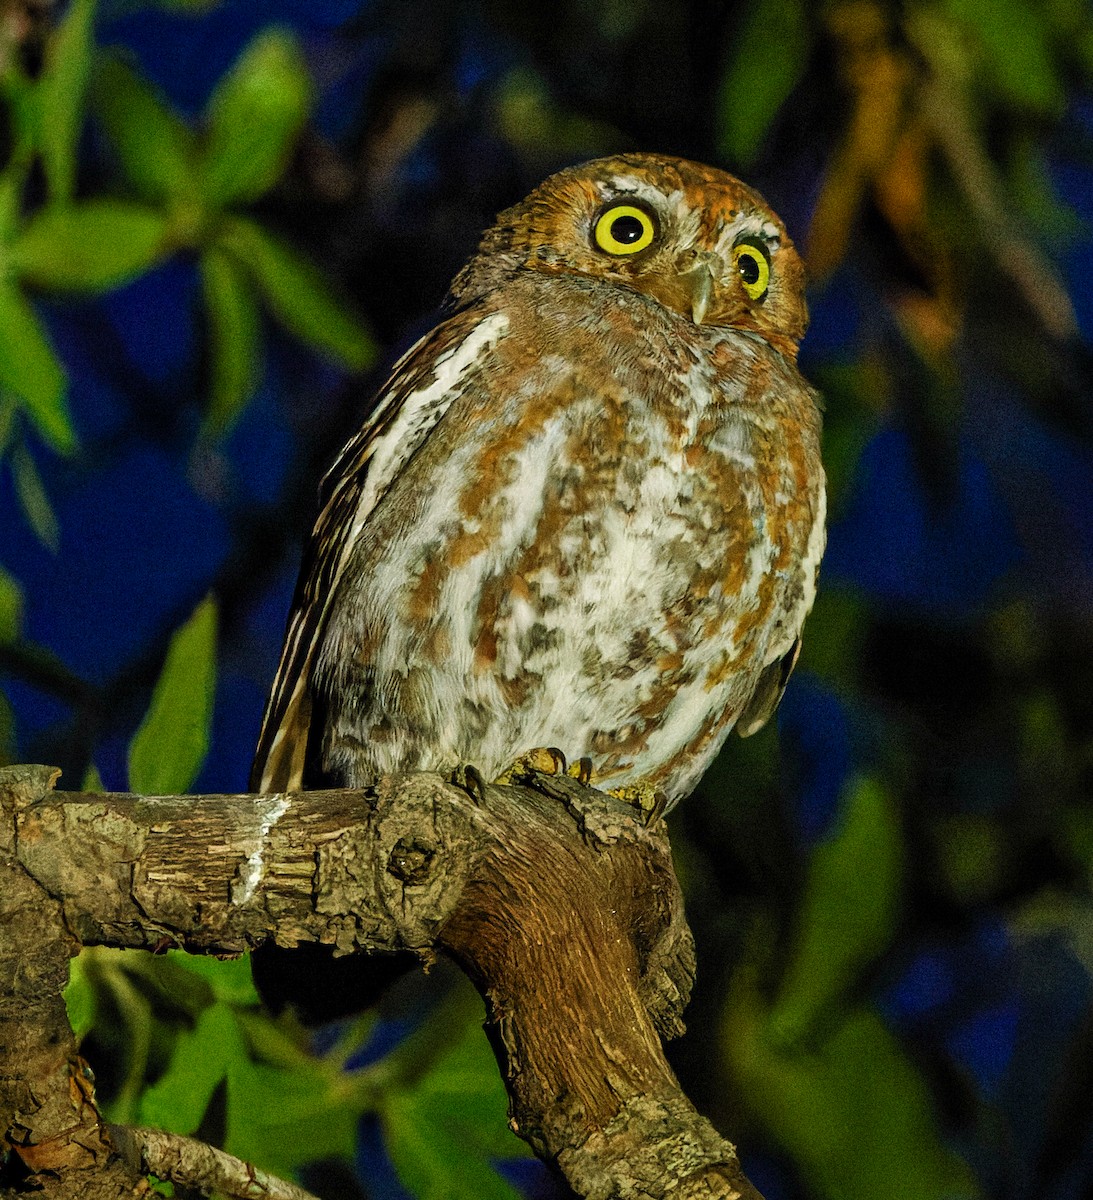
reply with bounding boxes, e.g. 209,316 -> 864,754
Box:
450,762 -> 489,806
568,756 -> 594,786
645,790 -> 669,827
607,780 -> 668,826
495,746 -> 569,785
545,747 -> 568,774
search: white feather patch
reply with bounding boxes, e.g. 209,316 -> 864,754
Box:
349,312 -> 510,546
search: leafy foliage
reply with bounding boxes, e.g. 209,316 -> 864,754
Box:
128,595 -> 217,795
38,0 -> 97,205
74,946 -> 524,1194
716,0 -> 810,168
0,285 -> 71,455
199,30 -> 313,209
764,775 -> 902,1047
380,1014 -> 527,1200
0,10 -> 373,471
12,202 -> 168,292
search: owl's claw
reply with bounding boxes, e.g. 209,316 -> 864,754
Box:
494,746 -> 568,785
450,762 -> 489,806
568,756 -> 594,786
607,780 -> 668,827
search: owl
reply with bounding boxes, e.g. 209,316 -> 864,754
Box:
252,153 -> 825,812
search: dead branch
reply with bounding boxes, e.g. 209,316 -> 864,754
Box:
108,1126 -> 320,1200
0,762 -> 762,1200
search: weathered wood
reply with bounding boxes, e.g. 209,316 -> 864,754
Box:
0,766 -> 145,1200
0,764 -> 762,1200
8,771 -> 475,958
109,1126 -> 320,1200
439,773 -> 761,1200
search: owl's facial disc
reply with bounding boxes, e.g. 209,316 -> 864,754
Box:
447,154 -> 809,351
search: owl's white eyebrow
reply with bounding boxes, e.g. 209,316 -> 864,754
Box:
714,216 -> 782,256
604,174 -> 677,211
606,174 -> 645,193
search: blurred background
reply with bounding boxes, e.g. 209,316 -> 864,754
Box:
1,1 -> 1092,1198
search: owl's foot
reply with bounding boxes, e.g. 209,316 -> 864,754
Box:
568,756 -> 594,786
449,762 -> 490,806
494,746 -> 568,784
451,750 -> 595,804
494,748 -> 595,787
607,780 -> 669,827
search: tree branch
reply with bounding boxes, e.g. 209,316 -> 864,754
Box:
0,763 -> 762,1200
108,1126 -> 320,1200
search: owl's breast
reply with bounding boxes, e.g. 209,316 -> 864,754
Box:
318,278 -> 823,798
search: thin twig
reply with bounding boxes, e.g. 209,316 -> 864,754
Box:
109,1125 -> 320,1200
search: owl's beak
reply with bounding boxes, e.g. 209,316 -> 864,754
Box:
678,257 -> 716,325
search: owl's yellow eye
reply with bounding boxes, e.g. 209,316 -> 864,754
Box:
732,241 -> 771,300
593,204 -> 657,256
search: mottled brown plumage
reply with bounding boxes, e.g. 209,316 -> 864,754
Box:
252,153 -> 825,810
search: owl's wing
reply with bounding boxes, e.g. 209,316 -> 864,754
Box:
250,309 -> 510,793
735,637 -> 801,738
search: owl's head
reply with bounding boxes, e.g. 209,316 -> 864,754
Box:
450,153 -> 808,357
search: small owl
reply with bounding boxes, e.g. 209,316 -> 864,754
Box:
252,154 -> 825,812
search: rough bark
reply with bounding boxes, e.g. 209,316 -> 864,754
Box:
0,763 -> 762,1200
109,1126 -> 320,1200
0,766 -> 146,1200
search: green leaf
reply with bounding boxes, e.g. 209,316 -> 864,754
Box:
138,1000 -> 237,1134
225,1056 -> 359,1178
0,564 -> 23,643
89,949 -> 156,1125
200,247 -> 262,436
12,201 -> 169,293
200,29 -> 312,209
220,1005 -> 367,1177
0,171 -> 23,245
64,953 -> 98,1040
94,57 -> 195,203
2,63 -> 40,182
943,0 -> 1064,113
716,0 -> 811,166
384,1094 -> 522,1200
164,949 -> 259,1007
796,585 -> 868,686
1013,890 -> 1093,976
725,972 -> 981,1200
12,443 -> 59,552
405,1014 -> 528,1160
218,215 -> 374,370
766,775 -> 902,1046
233,1005 -> 333,1072
122,949 -> 216,1018
38,0 -> 97,204
81,761 -> 104,792
128,596 -> 218,795
1007,138 -> 1082,239
381,1015 -> 526,1200
0,285 -> 74,453
933,814 -> 1006,904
